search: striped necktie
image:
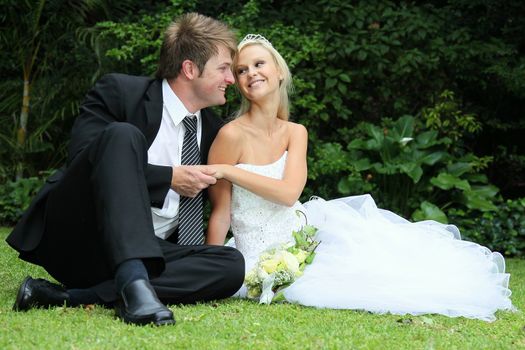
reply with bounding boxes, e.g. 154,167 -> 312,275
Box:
177,115 -> 204,245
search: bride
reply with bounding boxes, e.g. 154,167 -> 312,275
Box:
205,34 -> 513,321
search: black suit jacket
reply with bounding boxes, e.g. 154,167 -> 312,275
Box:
6,73 -> 224,253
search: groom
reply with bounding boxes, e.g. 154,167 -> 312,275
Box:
6,13 -> 244,326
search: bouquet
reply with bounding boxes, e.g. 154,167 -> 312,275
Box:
244,212 -> 320,304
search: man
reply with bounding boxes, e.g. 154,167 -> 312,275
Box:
6,13 -> 244,326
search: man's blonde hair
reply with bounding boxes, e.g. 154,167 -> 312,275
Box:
156,13 -> 237,79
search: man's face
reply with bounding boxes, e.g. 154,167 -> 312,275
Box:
193,45 -> 235,108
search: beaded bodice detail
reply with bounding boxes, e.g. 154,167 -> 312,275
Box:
230,152 -> 305,265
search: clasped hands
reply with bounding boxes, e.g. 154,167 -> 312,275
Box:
171,164 -> 227,197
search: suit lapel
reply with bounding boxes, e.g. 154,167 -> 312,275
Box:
141,81 -> 221,164
200,109 -> 213,164
143,79 -> 163,146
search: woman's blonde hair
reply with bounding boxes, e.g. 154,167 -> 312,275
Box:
233,34 -> 293,120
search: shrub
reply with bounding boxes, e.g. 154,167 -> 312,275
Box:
449,198 -> 525,257
321,114 -> 498,221
0,176 -> 45,226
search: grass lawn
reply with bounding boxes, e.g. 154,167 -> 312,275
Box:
0,227 -> 524,350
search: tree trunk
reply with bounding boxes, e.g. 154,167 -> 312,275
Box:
16,80 -> 31,179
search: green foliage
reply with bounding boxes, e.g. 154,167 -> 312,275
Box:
0,176 -> 45,226
0,0 -> 523,241
90,0 -> 196,76
0,0 -> 137,182
422,90 -> 482,142
450,198 -> 525,257
331,114 -> 498,220
190,0 -> 525,205
491,145 -> 525,198
413,201 -> 448,223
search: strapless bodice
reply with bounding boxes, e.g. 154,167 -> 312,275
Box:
230,152 -> 304,266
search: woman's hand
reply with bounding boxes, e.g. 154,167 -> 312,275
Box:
207,164 -> 229,180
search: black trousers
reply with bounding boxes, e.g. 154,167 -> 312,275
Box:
29,123 -> 244,303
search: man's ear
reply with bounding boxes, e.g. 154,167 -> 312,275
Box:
181,60 -> 198,80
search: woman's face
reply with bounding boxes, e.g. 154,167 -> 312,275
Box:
235,44 -> 282,102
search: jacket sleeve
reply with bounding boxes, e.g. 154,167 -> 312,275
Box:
146,164 -> 172,208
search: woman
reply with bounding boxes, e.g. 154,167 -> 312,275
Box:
205,34 -> 513,321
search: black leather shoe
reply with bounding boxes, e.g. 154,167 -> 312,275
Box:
116,279 -> 175,326
13,276 -> 70,311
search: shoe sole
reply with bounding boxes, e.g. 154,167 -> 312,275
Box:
119,312 -> 176,326
154,318 -> 176,326
116,302 -> 176,326
13,276 -> 32,311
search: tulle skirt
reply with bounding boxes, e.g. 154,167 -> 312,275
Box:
279,195 -> 514,321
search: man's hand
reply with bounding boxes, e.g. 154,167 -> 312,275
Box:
171,165 -> 217,197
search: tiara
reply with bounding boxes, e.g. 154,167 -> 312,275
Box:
239,34 -> 273,47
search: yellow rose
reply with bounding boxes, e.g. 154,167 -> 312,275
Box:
260,259 -> 279,274
280,251 -> 300,274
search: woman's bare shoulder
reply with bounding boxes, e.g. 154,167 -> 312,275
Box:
285,120 -> 308,138
209,119 -> 246,163
216,119 -> 245,144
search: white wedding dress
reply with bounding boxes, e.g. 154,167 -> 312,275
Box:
229,152 -> 514,321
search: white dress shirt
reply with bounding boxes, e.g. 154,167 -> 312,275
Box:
148,79 -> 202,239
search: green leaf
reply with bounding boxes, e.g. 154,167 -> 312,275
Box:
400,163 -> 423,183
325,78 -> 337,89
430,173 -> 471,191
463,191 -> 498,211
464,173 -> 488,184
393,115 -> 414,139
302,225 -> 318,237
337,83 -> 347,94
420,151 -> 446,166
412,201 -> 448,224
305,252 -> 316,264
447,162 -> 472,177
415,130 -> 439,148
353,158 -> 372,171
272,290 -> 286,303
357,50 -> 367,60
292,230 -> 307,246
339,73 -> 351,83
469,185 -> 499,198
367,125 -> 384,148
337,177 -> 351,194
348,139 -> 366,149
